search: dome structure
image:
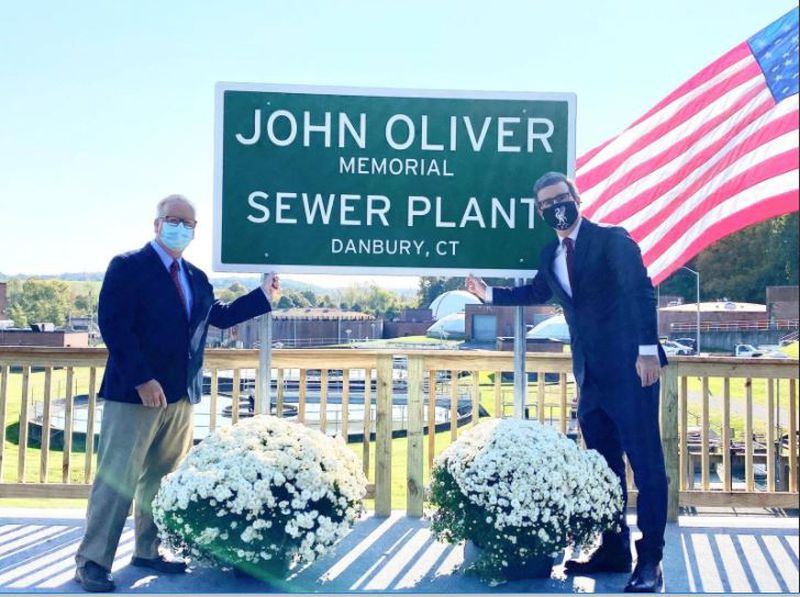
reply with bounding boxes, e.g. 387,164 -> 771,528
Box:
429,290 -> 482,320
527,314 -> 570,343
426,312 -> 466,340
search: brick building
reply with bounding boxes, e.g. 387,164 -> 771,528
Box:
384,308 -> 434,339
658,301 -> 766,337
766,286 -> 799,321
0,329 -> 89,347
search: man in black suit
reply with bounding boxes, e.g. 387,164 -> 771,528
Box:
466,172 -> 668,593
75,194 -> 279,592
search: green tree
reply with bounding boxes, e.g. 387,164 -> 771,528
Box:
276,295 -> 294,309
8,279 -> 72,326
216,281 -> 248,303
417,275 -> 516,307
8,303 -> 28,328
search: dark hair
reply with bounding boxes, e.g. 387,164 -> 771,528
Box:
533,172 -> 579,202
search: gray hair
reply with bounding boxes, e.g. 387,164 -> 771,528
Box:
156,194 -> 195,218
533,172 -> 580,203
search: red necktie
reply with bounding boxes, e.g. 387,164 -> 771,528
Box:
170,260 -> 189,317
562,237 -> 575,290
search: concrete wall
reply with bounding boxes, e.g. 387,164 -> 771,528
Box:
496,337 -> 566,352
669,329 -> 786,352
0,330 -> 89,347
464,304 -> 558,341
224,316 -> 384,348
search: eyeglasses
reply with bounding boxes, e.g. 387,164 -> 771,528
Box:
537,192 -> 574,210
160,216 -> 197,229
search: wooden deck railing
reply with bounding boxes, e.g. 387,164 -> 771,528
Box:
0,347 -> 797,522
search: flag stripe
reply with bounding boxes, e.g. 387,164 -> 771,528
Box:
579,59 -> 763,194
602,104 -> 797,230
575,9 -> 799,284
576,137 -> 614,170
649,190 -> 800,284
579,51 -> 756,177
624,43 -> 755,131
623,106 -> 799,238
578,44 -> 754,173
584,85 -> 773,220
639,148 -> 800,262
644,170 -> 800,275
648,172 -> 798,274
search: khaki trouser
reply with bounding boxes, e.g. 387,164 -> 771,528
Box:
75,398 -> 193,571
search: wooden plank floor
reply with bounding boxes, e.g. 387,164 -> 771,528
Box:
0,509 -> 796,593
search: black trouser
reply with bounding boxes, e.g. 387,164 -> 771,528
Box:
578,372 -> 668,563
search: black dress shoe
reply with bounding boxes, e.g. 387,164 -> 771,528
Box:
624,560 -> 663,592
130,555 -> 187,574
565,543 -> 633,574
75,561 -> 115,592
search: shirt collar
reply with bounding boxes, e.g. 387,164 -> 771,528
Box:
150,239 -> 183,271
559,217 -> 583,248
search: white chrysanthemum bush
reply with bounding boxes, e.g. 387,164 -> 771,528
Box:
429,419 -> 623,583
153,415 -> 368,579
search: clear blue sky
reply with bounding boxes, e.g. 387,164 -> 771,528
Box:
0,0 -> 795,288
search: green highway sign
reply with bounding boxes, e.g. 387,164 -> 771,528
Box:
214,83 -> 576,276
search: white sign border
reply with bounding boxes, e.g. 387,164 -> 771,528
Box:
213,82 -> 577,277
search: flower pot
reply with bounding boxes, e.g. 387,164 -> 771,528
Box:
466,541 -> 556,580
504,554 -> 557,580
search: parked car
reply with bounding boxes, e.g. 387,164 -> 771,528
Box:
734,344 -> 763,358
673,337 -> 697,353
662,339 -> 694,356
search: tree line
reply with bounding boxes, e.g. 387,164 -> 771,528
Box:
3,213 -> 797,328
2,279 -> 416,328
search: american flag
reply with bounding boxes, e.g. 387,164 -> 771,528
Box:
576,8 -> 799,285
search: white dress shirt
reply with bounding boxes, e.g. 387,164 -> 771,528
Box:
486,219 -> 657,356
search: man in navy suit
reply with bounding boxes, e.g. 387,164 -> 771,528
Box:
75,194 -> 279,592
467,172 -> 668,593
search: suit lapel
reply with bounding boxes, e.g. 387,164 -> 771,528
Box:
571,218 -> 595,294
185,261 -> 204,329
143,243 -> 190,323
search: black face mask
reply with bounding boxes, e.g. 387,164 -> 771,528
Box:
541,201 -> 579,231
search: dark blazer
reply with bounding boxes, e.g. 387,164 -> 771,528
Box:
98,243 -> 271,404
492,218 -> 667,387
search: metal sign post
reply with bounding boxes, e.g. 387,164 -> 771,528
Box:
513,278 -> 526,418
257,273 -> 272,415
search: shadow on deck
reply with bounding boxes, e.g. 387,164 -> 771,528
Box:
0,508 -> 796,593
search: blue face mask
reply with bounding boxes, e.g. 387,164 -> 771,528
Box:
160,222 -> 194,252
